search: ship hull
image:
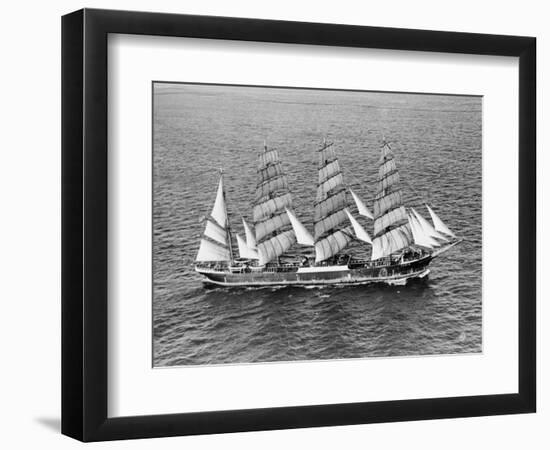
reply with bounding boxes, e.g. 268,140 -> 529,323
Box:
196,255 -> 432,287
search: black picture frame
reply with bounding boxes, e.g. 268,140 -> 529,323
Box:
61,8 -> 536,442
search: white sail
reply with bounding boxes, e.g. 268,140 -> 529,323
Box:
349,189 -> 373,219
371,223 -> 412,260
255,212 -> 291,242
313,141 -> 353,262
257,230 -> 296,266
344,209 -> 372,244
253,144 -> 296,264
316,173 -> 344,201
236,234 -> 259,260
253,193 -> 292,222
426,205 -> 456,238
196,238 -> 230,262
377,171 -> 400,193
256,176 -> 289,201
236,233 -> 247,258
408,213 -> 429,248
314,191 -> 347,221
315,227 -> 353,263
411,208 -> 447,243
242,218 -> 257,249
195,174 -> 232,262
376,191 -> 403,217
204,220 -> 228,246
374,206 -> 408,236
371,142 -> 414,260
211,177 -> 228,228
318,160 -> 341,184
285,208 -> 314,246
315,209 -> 348,238
371,238 -> 384,261
258,163 -> 283,183
257,148 -> 280,169
408,213 -> 438,249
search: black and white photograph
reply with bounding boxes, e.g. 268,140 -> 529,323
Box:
0,0 -> 543,446
152,82 -> 482,367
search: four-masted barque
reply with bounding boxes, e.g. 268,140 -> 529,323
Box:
194,140 -> 461,287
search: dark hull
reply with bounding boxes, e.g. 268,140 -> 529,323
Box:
196,255 -> 433,287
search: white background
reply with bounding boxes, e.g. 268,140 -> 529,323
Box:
0,0 -> 546,449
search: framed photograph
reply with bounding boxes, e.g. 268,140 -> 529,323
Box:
61,8 -> 536,441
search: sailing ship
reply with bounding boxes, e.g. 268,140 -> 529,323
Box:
194,140 -> 461,287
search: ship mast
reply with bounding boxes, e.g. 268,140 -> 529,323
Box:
219,169 -> 235,262
253,143 -> 296,265
371,141 -> 413,260
313,140 -> 354,263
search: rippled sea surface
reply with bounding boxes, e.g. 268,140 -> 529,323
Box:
153,83 -> 482,367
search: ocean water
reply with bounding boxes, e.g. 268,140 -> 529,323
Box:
153,83 -> 482,366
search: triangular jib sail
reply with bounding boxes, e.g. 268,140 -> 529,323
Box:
408,212 -> 439,249
349,189 -> 373,219
371,142 -> 413,261
236,233 -> 259,260
242,218 -> 257,249
196,175 -> 232,261
426,205 -> 456,238
237,218 -> 259,260
286,208 -> 314,246
253,144 -> 296,265
344,208 -> 372,244
314,141 -> 354,263
411,208 -> 447,244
